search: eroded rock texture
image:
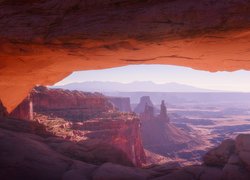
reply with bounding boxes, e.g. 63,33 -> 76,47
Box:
1,116 -> 250,180
1,0 -> 250,111
9,86 -> 146,167
139,98 -> 199,158
0,100 -> 8,117
203,137 -> 250,180
107,97 -> 132,112
10,86 -> 114,120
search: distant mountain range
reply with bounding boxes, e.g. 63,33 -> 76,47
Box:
53,81 -> 220,92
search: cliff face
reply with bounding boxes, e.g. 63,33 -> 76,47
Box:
1,116 -> 250,180
139,97 -> 200,161
9,86 -> 146,167
71,114 -> 146,167
134,96 -> 155,114
108,97 -> 132,112
11,86 -> 114,121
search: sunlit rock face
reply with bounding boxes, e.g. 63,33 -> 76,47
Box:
9,86 -> 146,167
10,86 -> 114,121
1,0 -> 250,111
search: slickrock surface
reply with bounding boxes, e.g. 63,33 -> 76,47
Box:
1,115 -> 250,179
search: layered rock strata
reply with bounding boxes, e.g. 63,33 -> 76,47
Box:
107,97 -> 132,112
9,86 -> 146,167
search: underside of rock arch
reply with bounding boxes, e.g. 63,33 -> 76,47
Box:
1,0 -> 250,111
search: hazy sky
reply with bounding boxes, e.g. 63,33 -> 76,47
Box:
55,65 -> 250,92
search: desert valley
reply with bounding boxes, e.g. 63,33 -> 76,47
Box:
1,81 -> 250,179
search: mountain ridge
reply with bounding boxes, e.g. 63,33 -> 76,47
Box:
53,81 -> 222,92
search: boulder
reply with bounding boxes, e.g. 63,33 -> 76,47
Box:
0,128 -> 96,180
236,134 -> 250,152
203,139 -> 235,166
235,134 -> 250,170
227,154 -> 242,165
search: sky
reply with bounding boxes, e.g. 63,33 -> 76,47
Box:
55,65 -> 250,92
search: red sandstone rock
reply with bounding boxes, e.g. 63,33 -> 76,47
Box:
107,97 -> 132,112
10,86 -> 114,121
134,96 -> 155,114
37,112 -> 146,167
0,127 -> 96,180
0,101 -> 8,117
2,0 -> 250,113
10,86 -> 146,167
235,134 -> 250,171
1,116 -> 250,180
203,139 -> 235,166
139,97 -> 199,158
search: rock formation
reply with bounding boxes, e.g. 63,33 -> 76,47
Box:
10,96 -> 33,120
158,100 -> 170,123
139,97 -> 200,161
0,101 -> 8,117
134,96 -> 155,114
107,97 -> 132,112
10,86 -> 114,121
1,1 -> 250,112
140,103 -> 155,121
203,136 -> 250,179
1,115 -> 250,180
9,86 -> 146,167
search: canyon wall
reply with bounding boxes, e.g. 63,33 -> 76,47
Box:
9,86 -> 146,167
70,115 -> 146,167
10,86 -> 114,121
107,97 -> 132,112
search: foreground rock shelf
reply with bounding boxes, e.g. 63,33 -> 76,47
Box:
1,116 -> 250,180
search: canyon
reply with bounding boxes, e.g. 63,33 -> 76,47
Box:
1,86 -> 250,179
1,1 -> 250,179
8,86 -> 146,167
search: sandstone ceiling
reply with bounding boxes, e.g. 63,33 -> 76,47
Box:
1,0 -> 250,112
